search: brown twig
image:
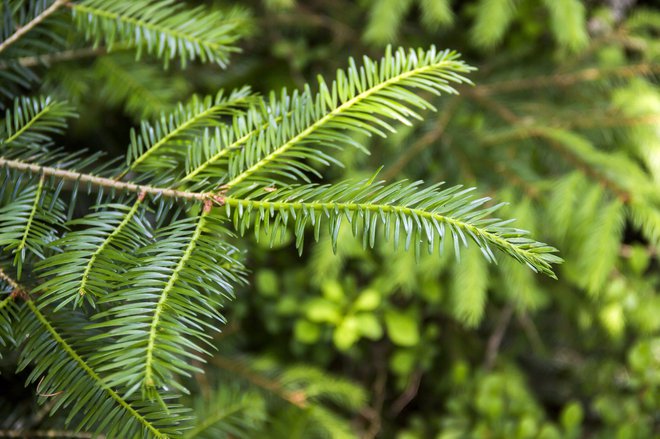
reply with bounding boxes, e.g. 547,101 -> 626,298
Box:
484,305 -> 514,369
466,92 -> 632,203
382,97 -> 460,180
361,346 -> 387,439
0,47 -> 110,69
517,312 -> 547,355
36,376 -> 64,398
389,369 -> 423,416
0,157 -> 212,203
475,63 -> 660,95
0,0 -> 68,54
211,356 -> 308,408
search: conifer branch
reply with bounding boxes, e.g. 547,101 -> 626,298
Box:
78,197 -> 144,297
143,208 -> 209,389
180,117 -> 277,184
0,267 -> 168,438
25,299 -> 167,438
224,56 -> 466,188
15,175 -> 45,259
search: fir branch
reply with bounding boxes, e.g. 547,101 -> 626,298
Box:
35,200 -> 152,310
219,178 -> 562,277
1,96 -> 77,149
219,46 -> 473,190
68,0 -> 251,67
0,267 -> 175,438
78,197 -> 144,297
15,174 -> 45,260
142,208 -> 209,389
126,87 -> 254,173
180,116 -> 277,185
24,299 -> 168,438
86,212 -> 245,396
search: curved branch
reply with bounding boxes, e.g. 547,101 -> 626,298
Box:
143,209 -> 209,388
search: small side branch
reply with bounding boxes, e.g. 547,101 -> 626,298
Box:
211,356 -> 308,408
0,0 -> 68,54
0,47 -> 109,69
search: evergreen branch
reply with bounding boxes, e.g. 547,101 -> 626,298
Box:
180,115 -> 278,184
0,267 -> 178,438
219,178 -> 562,277
222,46 -> 473,189
0,0 -> 67,55
69,0 -> 251,67
86,212 -> 245,396
78,197 -> 144,298
143,207 -> 209,389
0,155 -> 561,277
15,174 -> 45,259
126,87 -> 254,173
36,200 -> 152,310
24,299 -> 168,438
1,96 -> 77,149
0,175 -> 66,279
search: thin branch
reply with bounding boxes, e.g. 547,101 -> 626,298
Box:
0,266 -> 21,292
484,304 -> 514,369
0,157 -> 211,202
0,267 -> 167,438
382,96 -> 460,180
0,47 -> 110,69
466,93 -> 631,202
475,63 -> 660,95
211,356 -> 308,408
361,345 -> 387,439
0,0 -> 68,54
516,312 -> 547,355
389,369 -> 422,416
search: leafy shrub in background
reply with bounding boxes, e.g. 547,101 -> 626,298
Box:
0,0 -> 659,438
